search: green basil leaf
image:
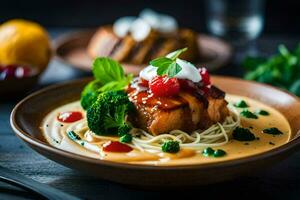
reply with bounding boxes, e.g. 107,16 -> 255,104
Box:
150,48 -> 188,77
92,57 -> 125,83
80,80 -> 103,110
166,47 -> 188,60
150,57 -> 174,76
167,62 -> 182,77
156,65 -> 169,76
99,75 -> 132,92
150,57 -> 173,68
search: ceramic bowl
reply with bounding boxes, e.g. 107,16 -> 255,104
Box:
10,76 -> 300,187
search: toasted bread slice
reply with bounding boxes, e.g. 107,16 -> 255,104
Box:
88,26 -> 201,64
87,26 -> 120,58
87,26 -> 135,62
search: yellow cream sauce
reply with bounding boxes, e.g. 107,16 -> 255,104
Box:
42,95 -> 291,166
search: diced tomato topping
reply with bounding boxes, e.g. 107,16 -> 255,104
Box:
149,76 -> 180,97
57,111 -> 83,123
199,67 -> 211,86
139,78 -> 149,87
103,141 -> 133,152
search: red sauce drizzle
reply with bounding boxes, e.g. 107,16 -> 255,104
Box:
57,111 -> 83,123
126,79 -> 211,110
127,85 -> 187,110
103,141 -> 133,153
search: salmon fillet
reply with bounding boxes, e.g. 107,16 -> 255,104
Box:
127,85 -> 229,135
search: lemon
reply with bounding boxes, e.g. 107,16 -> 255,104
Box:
0,19 -> 51,70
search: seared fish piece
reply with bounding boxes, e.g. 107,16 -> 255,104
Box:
127,86 -> 229,135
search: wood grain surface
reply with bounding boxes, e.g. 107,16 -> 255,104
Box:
1,29 -> 300,199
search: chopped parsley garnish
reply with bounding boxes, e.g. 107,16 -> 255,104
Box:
255,109 -> 270,116
269,142 -> 275,145
232,127 -> 256,141
202,147 -> 227,158
150,48 -> 187,77
202,147 -> 214,157
67,131 -> 81,141
162,140 -> 180,153
213,149 -> 227,157
234,100 -> 249,108
53,139 -> 59,144
262,127 -> 283,135
240,110 -> 258,119
119,134 -> 132,143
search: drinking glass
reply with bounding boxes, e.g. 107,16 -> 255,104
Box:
205,0 -> 265,45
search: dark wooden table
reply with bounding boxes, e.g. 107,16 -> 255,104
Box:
1,29 -> 300,200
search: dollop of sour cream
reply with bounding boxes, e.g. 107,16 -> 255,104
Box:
130,18 -> 151,42
139,9 -> 178,33
113,9 -> 178,42
113,16 -> 136,38
139,59 -> 202,82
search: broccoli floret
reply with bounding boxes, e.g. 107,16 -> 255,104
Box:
119,134 -> 132,143
80,80 -> 103,110
118,124 -> 132,137
162,140 -> 180,153
87,90 -> 134,135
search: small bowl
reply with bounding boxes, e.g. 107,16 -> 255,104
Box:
0,67 -> 42,97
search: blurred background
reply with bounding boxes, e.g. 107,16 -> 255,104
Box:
1,0 -> 299,35
1,1 -> 300,199
1,0 -> 300,93
1,0 -> 300,96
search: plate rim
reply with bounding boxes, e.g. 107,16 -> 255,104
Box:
10,76 -> 300,171
52,29 -> 232,72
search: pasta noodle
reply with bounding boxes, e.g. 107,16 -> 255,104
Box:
67,104 -> 240,154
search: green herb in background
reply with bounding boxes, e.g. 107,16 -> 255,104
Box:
243,44 -> 300,96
